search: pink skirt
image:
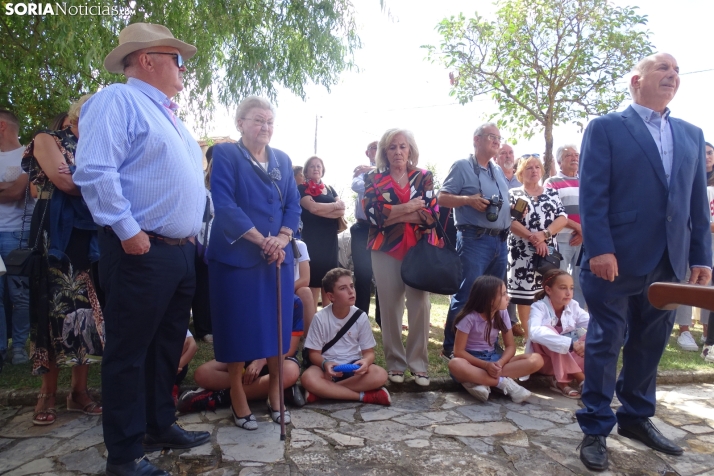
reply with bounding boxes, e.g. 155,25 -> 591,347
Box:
531,326 -> 585,383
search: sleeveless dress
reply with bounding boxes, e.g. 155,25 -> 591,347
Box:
298,182 -> 340,288
22,127 -> 105,375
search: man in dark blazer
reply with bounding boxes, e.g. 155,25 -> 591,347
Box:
577,52 -> 712,471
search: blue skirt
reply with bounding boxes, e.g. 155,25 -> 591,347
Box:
209,260 -> 293,363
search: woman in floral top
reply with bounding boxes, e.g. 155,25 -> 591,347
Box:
22,94 -> 104,426
507,156 -> 568,339
364,128 -> 438,387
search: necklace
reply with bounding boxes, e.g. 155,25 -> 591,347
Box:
392,170 -> 407,184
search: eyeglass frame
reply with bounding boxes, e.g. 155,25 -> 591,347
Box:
521,153 -> 541,159
478,133 -> 502,143
242,117 -> 275,129
145,52 -> 184,68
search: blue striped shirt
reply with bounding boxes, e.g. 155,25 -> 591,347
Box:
74,78 -> 205,240
631,102 -> 674,185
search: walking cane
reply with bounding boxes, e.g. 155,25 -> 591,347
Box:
276,260 -> 286,440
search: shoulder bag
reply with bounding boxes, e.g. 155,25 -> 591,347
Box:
5,166 -> 51,276
531,245 -> 563,275
401,210 -> 462,295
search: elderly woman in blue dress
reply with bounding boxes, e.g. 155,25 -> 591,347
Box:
207,96 -> 301,430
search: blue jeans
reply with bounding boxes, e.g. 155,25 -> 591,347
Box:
557,237 -> 585,307
0,231 -> 30,354
442,229 -> 508,352
450,346 -> 503,382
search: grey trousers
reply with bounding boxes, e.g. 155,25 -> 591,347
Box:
371,251 -> 430,373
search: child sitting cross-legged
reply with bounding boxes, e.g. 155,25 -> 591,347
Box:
176,295 -> 305,421
301,268 -> 391,406
448,276 -> 544,403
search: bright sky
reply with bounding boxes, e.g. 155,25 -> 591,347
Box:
186,0 -> 714,198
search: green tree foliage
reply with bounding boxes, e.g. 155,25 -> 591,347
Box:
425,0 -> 653,175
1,0 -> 359,142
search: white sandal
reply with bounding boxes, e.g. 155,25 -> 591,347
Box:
266,399 -> 291,425
231,405 -> 257,430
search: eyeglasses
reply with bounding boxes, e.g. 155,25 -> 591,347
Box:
522,153 -> 540,158
243,117 -> 275,128
145,52 -> 184,68
367,146 -> 378,151
479,133 -> 502,143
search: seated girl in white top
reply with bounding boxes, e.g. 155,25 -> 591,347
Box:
527,269 -> 589,399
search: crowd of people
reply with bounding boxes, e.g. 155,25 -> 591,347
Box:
0,22 -> 712,475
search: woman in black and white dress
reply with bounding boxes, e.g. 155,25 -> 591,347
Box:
507,156 -> 567,338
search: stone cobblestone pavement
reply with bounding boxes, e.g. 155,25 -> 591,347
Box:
1,383 -> 713,475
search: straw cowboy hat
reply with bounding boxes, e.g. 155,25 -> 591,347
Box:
104,23 -> 197,74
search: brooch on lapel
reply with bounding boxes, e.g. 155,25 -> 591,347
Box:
269,168 -> 282,181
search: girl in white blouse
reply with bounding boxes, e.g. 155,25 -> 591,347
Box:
526,269 -> 589,398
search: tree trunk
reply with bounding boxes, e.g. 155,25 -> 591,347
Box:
543,117 -> 554,181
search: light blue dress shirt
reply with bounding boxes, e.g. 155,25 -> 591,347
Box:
630,102 -> 674,185
351,173 -> 368,221
74,78 -> 205,240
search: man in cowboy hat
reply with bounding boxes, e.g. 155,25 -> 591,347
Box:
75,23 -> 208,476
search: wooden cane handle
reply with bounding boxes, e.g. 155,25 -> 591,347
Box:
648,282 -> 714,312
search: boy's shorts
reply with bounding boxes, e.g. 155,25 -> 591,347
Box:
332,359 -> 360,383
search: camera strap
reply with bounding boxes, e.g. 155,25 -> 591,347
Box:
470,155 -> 503,203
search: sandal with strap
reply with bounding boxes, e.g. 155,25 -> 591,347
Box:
67,392 -> 102,415
231,405 -> 257,431
266,399 -> 291,425
33,393 -> 57,426
388,371 -> 405,384
548,376 -> 580,399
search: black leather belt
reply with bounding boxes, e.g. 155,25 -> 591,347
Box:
456,224 -> 509,240
103,226 -> 195,246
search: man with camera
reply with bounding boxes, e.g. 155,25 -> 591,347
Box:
438,123 -> 512,360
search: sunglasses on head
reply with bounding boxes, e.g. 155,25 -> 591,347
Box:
522,153 -> 540,159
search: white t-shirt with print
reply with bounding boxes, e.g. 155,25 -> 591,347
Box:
294,239 -> 310,282
0,147 -> 29,232
304,304 -> 376,364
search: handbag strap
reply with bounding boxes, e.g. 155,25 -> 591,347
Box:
425,207 -> 455,250
17,154 -> 53,251
322,309 -> 364,354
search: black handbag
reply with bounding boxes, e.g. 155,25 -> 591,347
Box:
531,245 -> 563,275
401,211 -> 462,295
5,164 -> 51,277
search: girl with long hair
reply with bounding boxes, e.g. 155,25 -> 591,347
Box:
448,276 -> 543,403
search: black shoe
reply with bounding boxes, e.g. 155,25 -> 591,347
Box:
290,383 -> 306,407
578,434 -> 608,471
143,422 -> 210,452
106,456 -> 169,476
439,350 -> 454,363
617,418 -> 683,455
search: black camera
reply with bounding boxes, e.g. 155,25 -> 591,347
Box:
485,195 -> 503,222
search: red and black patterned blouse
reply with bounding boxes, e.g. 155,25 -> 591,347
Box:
363,168 -> 439,259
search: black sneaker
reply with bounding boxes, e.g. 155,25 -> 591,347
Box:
177,388 -> 221,413
440,350 -> 454,363
290,383 -> 306,407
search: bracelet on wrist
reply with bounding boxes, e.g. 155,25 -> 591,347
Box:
321,359 -> 330,371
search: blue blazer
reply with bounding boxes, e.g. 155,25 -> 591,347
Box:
579,105 -> 712,281
206,142 -> 301,268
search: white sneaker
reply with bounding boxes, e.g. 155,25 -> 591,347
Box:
462,382 -> 490,402
702,345 -> 714,363
677,331 -> 699,352
498,377 -> 532,403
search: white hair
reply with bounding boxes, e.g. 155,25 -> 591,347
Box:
556,144 -> 579,164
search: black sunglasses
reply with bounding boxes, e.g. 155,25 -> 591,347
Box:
145,52 -> 184,68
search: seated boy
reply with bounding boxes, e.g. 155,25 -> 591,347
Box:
301,268 -> 390,406
177,295 -> 305,413
294,238 -> 316,332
